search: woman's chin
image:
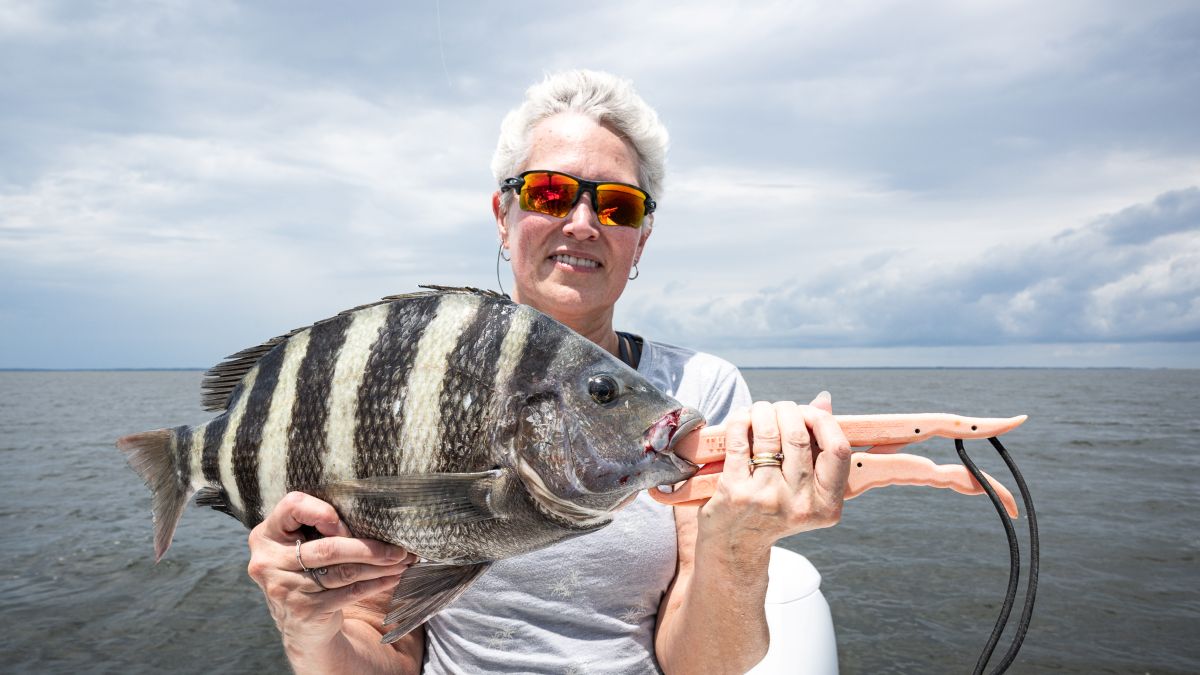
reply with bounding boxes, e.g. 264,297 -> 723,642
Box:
520,279 -> 621,317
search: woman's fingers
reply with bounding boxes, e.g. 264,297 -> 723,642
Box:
294,538 -> 416,593
749,401 -> 783,455
296,536 -> 415,572
748,401 -> 787,483
261,491 -> 353,541
808,390 -> 833,413
245,491 -> 419,650
720,407 -> 753,478
248,492 -> 414,609
773,400 -> 812,487
800,405 -> 853,500
303,572 -> 406,606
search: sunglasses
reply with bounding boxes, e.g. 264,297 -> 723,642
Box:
500,170 -> 656,229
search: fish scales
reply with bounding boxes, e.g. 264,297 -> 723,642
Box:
514,308 -> 568,388
217,366 -> 258,521
256,329 -> 312,519
348,295 -> 482,550
492,300 -> 533,395
323,303 -> 392,486
232,339 -> 288,524
188,421 -> 205,489
373,296 -> 524,555
377,294 -> 481,477
407,307 -> 574,560
172,425 -> 192,489
118,287 -> 704,640
433,299 -> 514,472
351,298 -> 436,479
285,311 -> 352,490
201,414 -> 225,485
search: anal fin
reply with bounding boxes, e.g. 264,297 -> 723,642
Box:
381,562 -> 491,643
195,487 -> 238,520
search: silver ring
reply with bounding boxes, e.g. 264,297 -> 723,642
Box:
291,538 -> 307,569
310,569 -> 328,591
296,539 -> 310,572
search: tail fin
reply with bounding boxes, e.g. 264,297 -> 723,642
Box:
117,429 -> 191,562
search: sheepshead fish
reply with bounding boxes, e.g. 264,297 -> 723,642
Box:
118,286 -> 703,641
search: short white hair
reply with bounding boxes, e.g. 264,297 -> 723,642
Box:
491,70 -> 669,211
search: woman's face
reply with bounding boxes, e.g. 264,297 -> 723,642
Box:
495,113 -> 652,325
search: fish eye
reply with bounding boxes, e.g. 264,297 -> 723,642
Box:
587,374 -> 620,406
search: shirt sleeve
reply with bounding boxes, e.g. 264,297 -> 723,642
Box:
700,365 -> 753,425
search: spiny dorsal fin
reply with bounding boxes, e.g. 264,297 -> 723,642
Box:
199,286 -> 510,412
200,328 -> 301,411
412,285 -> 510,301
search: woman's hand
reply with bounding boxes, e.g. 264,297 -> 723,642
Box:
246,492 -> 417,658
699,393 -> 853,552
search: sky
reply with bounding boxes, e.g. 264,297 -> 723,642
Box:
1,0 -> 1197,369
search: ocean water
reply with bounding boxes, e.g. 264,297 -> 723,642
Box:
0,369 -> 1196,673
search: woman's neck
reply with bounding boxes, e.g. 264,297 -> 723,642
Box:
567,318 -> 620,359
519,297 -> 620,358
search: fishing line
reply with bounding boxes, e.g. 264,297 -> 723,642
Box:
955,437 -> 1039,675
434,0 -> 452,88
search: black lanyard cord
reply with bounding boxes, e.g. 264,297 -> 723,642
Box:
956,437 -> 1040,674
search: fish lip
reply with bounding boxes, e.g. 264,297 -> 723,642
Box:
644,407 -> 705,473
667,413 -> 705,461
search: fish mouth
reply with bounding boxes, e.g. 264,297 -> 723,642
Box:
643,407 -> 706,476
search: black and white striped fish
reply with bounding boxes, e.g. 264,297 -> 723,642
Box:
118,286 -> 703,641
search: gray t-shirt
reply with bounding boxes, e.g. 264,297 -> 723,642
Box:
422,339 -> 752,674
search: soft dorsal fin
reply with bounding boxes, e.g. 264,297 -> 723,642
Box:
199,286 -> 510,411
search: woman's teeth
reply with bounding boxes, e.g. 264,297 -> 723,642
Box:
552,254 -> 599,268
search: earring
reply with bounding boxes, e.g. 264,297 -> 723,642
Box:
496,243 -> 510,296
499,244 -> 511,262
628,263 -> 639,281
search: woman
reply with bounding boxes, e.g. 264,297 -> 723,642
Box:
247,70 -> 852,674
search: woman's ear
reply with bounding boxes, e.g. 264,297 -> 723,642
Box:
493,191 -> 509,246
634,214 -> 653,264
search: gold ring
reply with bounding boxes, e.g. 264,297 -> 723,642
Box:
748,455 -> 784,474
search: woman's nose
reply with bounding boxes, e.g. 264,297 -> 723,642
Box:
562,194 -> 601,240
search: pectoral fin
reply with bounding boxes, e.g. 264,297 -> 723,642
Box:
380,561 -> 491,643
321,470 -> 507,526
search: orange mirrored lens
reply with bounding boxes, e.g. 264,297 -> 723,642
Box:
594,184 -> 646,228
520,173 -> 579,218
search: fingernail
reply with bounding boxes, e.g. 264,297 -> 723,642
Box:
385,545 -> 407,562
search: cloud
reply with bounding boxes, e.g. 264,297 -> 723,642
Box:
2,1 -> 1199,367
626,187 -> 1200,348
1098,188 -> 1200,245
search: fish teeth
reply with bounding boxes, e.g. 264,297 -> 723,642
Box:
552,254 -> 599,269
